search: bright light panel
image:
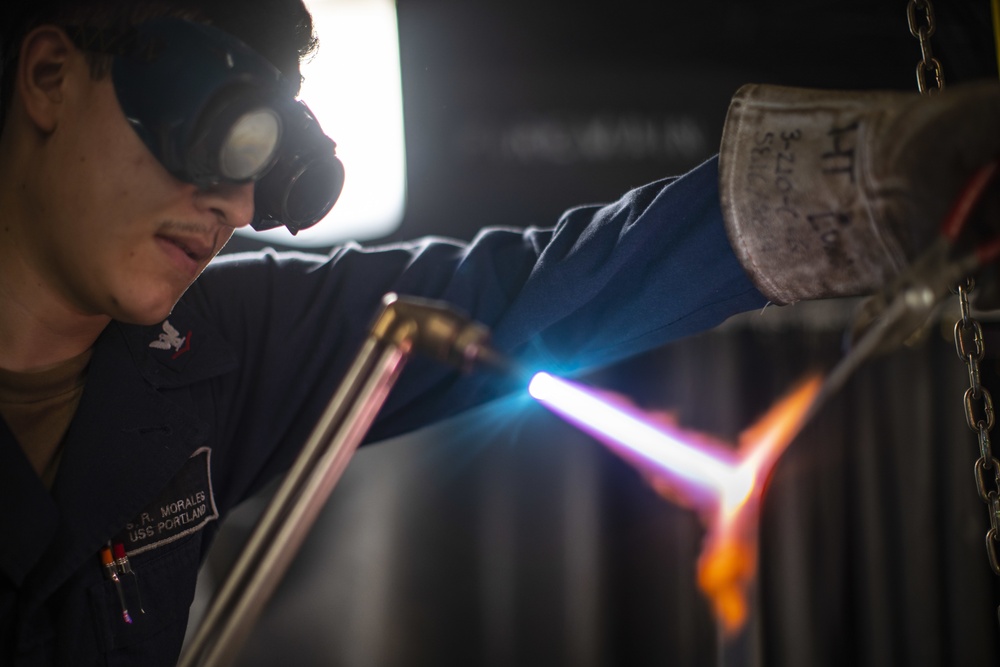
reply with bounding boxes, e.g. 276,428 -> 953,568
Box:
238,0 -> 406,248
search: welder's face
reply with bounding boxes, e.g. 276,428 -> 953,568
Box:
13,18 -> 343,323
27,50 -> 253,326
19,18 -> 341,326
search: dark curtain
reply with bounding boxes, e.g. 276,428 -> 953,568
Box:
192,299 -> 1000,666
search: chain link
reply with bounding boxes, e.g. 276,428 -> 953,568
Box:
907,0 -> 945,93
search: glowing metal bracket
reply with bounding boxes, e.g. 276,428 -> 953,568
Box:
179,293 -> 500,667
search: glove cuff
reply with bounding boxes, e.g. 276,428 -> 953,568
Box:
719,84 -> 914,304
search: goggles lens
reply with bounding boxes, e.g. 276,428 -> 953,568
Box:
220,107 -> 282,181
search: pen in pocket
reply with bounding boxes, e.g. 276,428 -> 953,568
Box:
100,545 -> 132,625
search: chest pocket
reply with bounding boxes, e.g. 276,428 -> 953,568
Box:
87,533 -> 203,665
86,447 -> 219,665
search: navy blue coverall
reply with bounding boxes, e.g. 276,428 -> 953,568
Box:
0,157 -> 768,665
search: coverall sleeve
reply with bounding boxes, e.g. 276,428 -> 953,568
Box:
184,156 -> 767,489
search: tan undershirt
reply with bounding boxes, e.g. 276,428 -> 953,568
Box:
0,349 -> 92,489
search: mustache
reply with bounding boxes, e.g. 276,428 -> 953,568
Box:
157,220 -> 219,235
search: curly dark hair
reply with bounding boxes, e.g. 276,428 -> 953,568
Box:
0,0 -> 318,130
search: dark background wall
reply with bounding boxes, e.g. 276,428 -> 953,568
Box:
205,2 -> 1000,665
392,0 -> 976,242
226,0 -> 997,255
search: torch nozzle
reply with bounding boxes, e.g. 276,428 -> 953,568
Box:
373,293 -> 528,379
470,344 -> 531,381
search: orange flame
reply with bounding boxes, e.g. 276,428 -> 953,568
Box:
605,375 -> 822,634
696,374 -> 822,635
530,370 -> 823,635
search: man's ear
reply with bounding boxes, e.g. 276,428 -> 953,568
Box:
16,26 -> 77,134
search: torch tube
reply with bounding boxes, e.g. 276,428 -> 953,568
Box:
179,293 -> 501,667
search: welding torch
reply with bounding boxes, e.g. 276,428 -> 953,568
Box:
179,293 -> 514,667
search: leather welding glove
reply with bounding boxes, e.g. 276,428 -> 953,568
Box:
718,81 -> 1000,305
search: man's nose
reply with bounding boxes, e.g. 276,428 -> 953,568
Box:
194,181 -> 256,228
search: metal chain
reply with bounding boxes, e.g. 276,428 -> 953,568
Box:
911,0 -> 1000,626
954,280 -> 1000,577
907,0 -> 946,93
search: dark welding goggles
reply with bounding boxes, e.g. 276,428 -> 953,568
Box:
67,18 -> 344,234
